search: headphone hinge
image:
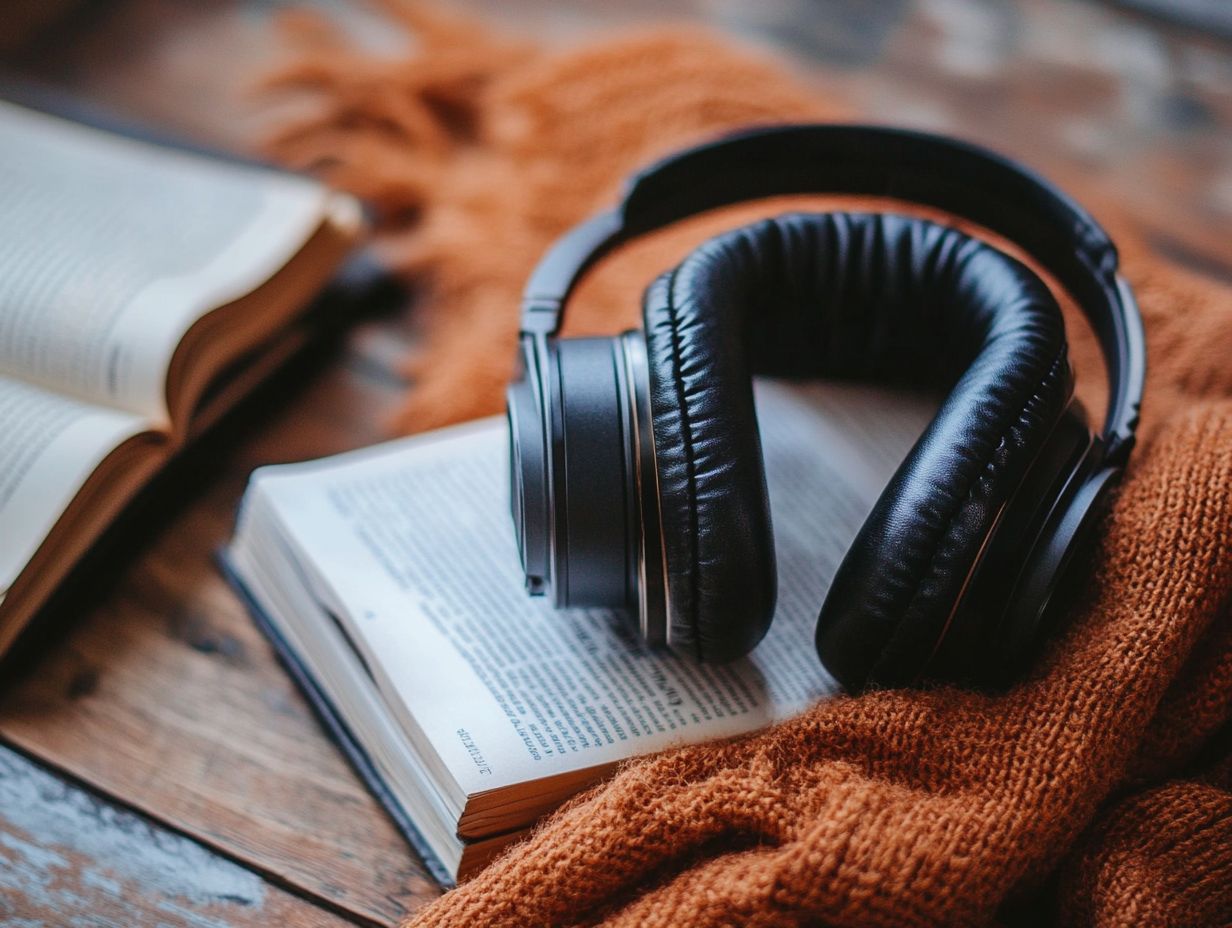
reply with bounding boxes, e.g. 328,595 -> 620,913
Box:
1102,432 -> 1135,470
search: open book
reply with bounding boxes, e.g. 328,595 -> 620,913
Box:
0,100 -> 362,657
223,380 -> 936,883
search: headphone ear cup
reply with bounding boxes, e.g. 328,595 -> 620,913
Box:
802,227 -> 1072,692
642,267 -> 777,663
815,351 -> 1075,690
986,400 -> 1110,676
923,399 -> 1096,684
640,210 -> 1070,683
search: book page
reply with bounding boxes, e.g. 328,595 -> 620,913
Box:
0,375 -> 147,592
0,101 -> 328,424
248,381 -> 937,796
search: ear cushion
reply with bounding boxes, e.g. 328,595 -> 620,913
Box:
641,212 -> 1071,676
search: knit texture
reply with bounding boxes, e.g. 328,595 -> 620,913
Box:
262,6 -> 1232,925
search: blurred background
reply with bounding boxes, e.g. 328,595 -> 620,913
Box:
3,0 -> 1229,274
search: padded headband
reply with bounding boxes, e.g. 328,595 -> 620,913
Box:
519,124 -> 1145,465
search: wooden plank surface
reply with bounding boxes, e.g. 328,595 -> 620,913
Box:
0,743 -> 356,928
0,320 -> 442,927
0,1 -> 1228,926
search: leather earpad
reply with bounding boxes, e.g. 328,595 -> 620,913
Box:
641,212 -> 1070,677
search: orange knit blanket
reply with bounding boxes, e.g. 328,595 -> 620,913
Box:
264,6 -> 1232,925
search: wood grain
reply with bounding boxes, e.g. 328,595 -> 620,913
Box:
0,1 -> 1227,926
0,321 -> 442,927
0,743 -> 355,928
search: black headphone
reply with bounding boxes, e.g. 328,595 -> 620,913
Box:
506,125 -> 1145,691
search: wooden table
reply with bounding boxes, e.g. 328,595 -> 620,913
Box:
1,2 -> 1228,924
